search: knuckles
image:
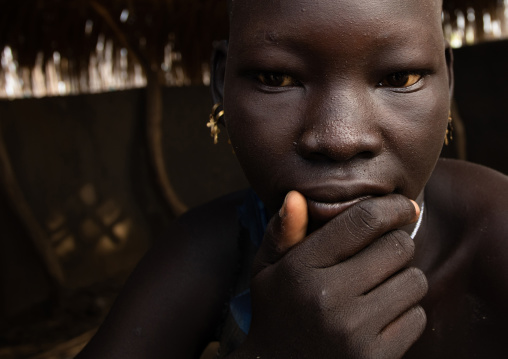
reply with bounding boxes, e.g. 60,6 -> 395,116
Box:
343,195 -> 415,240
346,199 -> 385,236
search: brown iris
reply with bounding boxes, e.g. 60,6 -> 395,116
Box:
381,72 -> 422,88
257,73 -> 295,87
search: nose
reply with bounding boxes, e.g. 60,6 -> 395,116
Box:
297,87 -> 383,162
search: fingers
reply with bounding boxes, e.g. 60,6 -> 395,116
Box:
364,267 -> 428,332
279,191 -> 308,251
252,191 -> 308,276
337,229 -> 416,294
248,192 -> 427,358
290,194 -> 418,269
325,267 -> 427,359
375,306 -> 427,359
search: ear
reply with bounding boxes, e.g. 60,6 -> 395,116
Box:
210,40 -> 228,105
444,42 -> 455,101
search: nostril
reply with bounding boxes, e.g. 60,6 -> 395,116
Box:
356,150 -> 376,159
300,150 -> 334,162
296,127 -> 382,162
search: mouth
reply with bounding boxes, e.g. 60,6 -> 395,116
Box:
306,196 -> 373,226
297,182 -> 392,231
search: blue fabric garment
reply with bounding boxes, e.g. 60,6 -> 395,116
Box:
237,190 -> 268,247
229,289 -> 253,334
230,190 -> 268,334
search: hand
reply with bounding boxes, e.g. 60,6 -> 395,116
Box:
232,192 -> 428,359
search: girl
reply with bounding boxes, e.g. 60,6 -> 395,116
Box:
77,0 -> 508,357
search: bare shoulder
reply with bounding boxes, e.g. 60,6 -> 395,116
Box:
77,190 -> 250,359
174,189 -> 249,257
426,159 -> 508,252
428,158 -> 508,230
427,158 -> 508,308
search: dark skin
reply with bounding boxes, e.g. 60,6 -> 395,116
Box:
77,0 -> 508,358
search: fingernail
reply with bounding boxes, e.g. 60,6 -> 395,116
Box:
279,192 -> 289,218
410,200 -> 420,221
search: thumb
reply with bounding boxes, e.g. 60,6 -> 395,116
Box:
252,191 -> 308,276
278,191 -> 308,250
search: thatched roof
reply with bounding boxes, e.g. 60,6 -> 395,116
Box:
0,0 -> 228,94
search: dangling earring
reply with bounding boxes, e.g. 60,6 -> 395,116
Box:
207,103 -> 224,144
444,111 -> 453,146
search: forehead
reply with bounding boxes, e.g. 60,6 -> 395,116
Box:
230,0 -> 442,23
229,0 -> 444,53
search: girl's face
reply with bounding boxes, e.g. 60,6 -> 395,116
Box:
219,0 -> 451,226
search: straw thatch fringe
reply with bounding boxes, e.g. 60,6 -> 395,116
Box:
0,0 -> 228,98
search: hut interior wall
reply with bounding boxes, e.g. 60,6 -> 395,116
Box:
0,85 -> 248,320
441,40 -> 508,174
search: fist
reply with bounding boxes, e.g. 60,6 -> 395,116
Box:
233,193 -> 427,359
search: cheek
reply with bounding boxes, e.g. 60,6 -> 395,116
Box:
382,85 -> 449,196
412,87 -> 450,160
223,84 -> 302,196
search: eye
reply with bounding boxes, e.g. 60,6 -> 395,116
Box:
257,72 -> 297,87
379,71 -> 423,88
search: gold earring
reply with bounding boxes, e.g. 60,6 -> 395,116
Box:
207,103 -> 224,144
444,111 -> 453,146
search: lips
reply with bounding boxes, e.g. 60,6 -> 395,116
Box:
296,181 -> 391,229
306,196 -> 373,224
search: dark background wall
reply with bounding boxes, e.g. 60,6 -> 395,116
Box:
0,86 -> 248,320
446,40 -> 508,174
